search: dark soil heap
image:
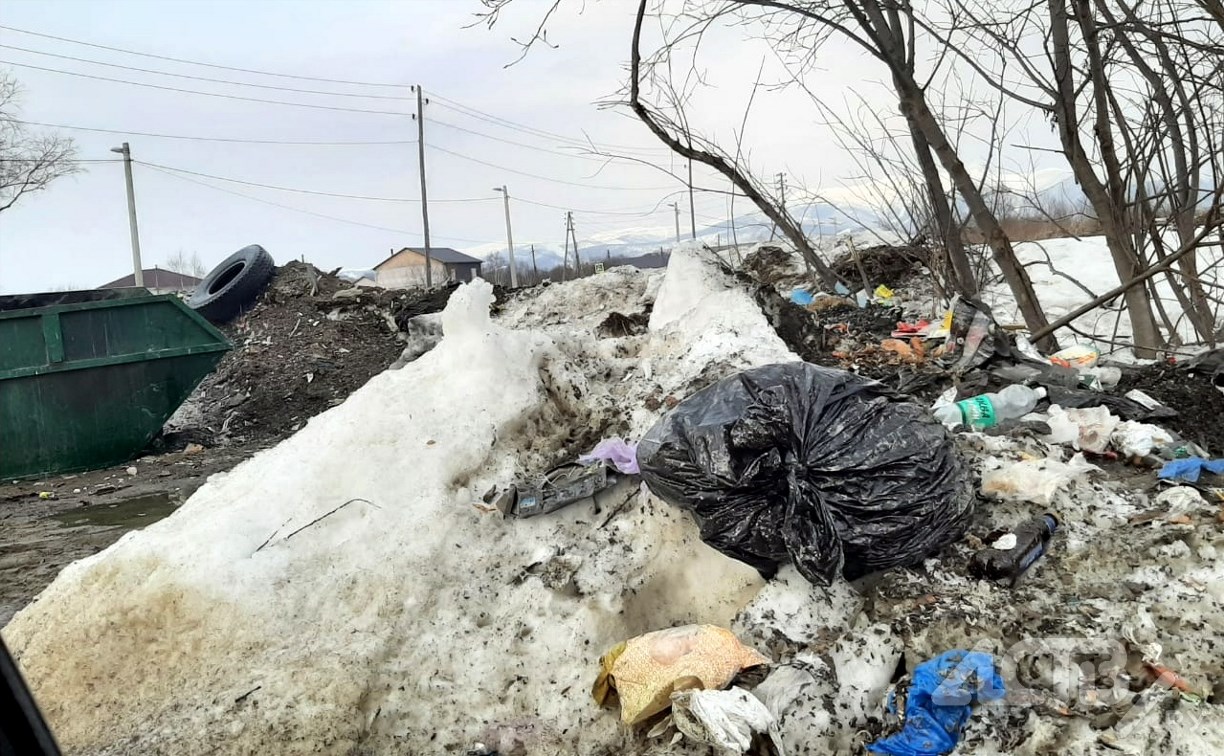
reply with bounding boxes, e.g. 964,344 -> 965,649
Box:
1115,361 -> 1224,454
830,243 -> 931,286
173,263 -> 411,445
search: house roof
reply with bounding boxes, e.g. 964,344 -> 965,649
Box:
374,247 -> 482,269
97,268 -> 203,290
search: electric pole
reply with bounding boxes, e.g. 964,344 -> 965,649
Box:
671,202 -> 680,243
412,85 -> 433,287
494,185 -> 517,288
687,159 -> 697,239
566,211 -> 579,270
769,172 -> 786,242
109,142 -> 143,287
530,244 -> 538,281
561,213 -> 571,281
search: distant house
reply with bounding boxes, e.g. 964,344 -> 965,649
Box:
97,267 -> 202,295
374,247 -> 482,288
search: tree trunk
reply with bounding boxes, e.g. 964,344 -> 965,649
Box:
904,118 -> 978,297
1046,0 -> 1161,356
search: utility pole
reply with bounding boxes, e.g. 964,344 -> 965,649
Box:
671,202 -> 680,243
687,159 -> 697,239
494,185 -> 518,288
566,211 -> 579,270
769,172 -> 786,242
412,85 -> 433,287
109,142 -> 143,286
561,213 -> 570,281
530,244 -> 538,282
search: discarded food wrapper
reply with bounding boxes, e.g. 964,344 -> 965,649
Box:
670,687 -> 773,754
592,625 -> 770,725
636,363 -> 975,585
868,650 -> 1005,756
494,463 -> 615,518
578,438 -> 640,475
1124,389 -> 1164,410
1050,344 -> 1100,370
1158,457 -> 1224,483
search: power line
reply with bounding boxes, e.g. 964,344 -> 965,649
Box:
136,160 -> 496,204
1,24 -> 676,161
145,164 -> 491,245
429,117 -> 615,162
425,143 -> 677,192
0,44 -> 414,100
0,60 -> 410,116
0,157 -> 120,163
430,96 -> 671,156
0,24 -> 413,89
2,118 -> 414,146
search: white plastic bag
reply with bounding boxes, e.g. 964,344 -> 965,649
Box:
671,687 -> 775,754
1063,406 -> 1119,453
1110,421 -> 1174,458
981,453 -> 1099,506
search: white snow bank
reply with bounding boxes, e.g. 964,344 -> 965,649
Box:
983,234 -> 1224,358
3,248 -> 813,755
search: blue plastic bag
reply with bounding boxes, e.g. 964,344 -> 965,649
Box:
1158,457 -> 1224,483
790,288 -> 814,306
868,650 -> 1006,756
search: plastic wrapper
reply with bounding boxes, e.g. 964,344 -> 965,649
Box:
671,687 -> 774,753
1045,386 -> 1177,423
636,363 -> 975,585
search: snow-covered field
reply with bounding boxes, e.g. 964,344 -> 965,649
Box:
4,245 -> 1223,755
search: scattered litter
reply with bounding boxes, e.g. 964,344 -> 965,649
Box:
125,466 -> 138,476
577,438 -> 639,475
868,650 -> 1005,756
1111,421 -> 1175,458
1154,486 -> 1207,514
637,362 -> 974,585
1049,344 -> 1100,370
934,298 -> 1004,373
493,463 -> 615,518
592,625 -> 769,725
969,514 -> 1058,585
670,686 -> 773,754
934,385 -> 1044,430
789,288 -> 814,306
981,453 -> 1099,506
1158,457 -> 1224,483
1061,406 -> 1119,454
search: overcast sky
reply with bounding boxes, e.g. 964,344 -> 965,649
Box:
0,0 -> 1059,293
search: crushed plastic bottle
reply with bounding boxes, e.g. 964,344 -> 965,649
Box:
969,514 -> 1059,585
933,385 -> 1047,430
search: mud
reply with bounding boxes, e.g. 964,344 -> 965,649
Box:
0,444 -> 255,626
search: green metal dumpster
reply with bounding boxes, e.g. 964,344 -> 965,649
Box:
0,289 -> 231,479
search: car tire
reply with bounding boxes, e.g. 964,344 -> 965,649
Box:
188,245 -> 276,323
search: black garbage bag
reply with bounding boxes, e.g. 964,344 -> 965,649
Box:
636,363 -> 975,585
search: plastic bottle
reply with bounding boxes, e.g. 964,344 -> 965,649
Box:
969,514 -> 1059,585
933,385 -> 1047,430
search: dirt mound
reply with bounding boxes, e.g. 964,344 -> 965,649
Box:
831,244 -> 930,287
170,263 -> 406,445
1114,361 -> 1224,454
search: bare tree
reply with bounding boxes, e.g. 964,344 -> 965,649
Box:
165,249 -> 207,278
0,71 -> 80,214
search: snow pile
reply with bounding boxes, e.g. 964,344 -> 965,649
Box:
1,246 -> 817,755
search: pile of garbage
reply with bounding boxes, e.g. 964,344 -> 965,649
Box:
5,246 -> 1224,756
167,263 -> 461,446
